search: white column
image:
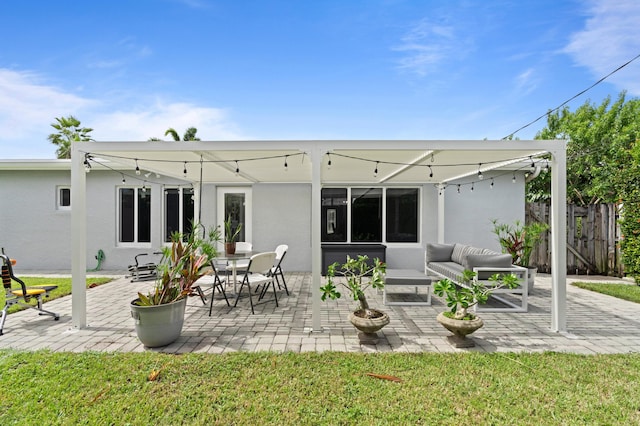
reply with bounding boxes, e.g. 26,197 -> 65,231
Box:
70,145 -> 87,328
437,184 -> 446,243
550,148 -> 567,332
310,147 -> 323,332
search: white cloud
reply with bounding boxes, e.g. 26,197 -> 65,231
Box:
93,101 -> 245,142
0,68 -> 246,158
393,18 -> 461,77
564,0 -> 640,94
514,68 -> 539,96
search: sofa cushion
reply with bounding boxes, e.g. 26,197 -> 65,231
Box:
464,253 -> 513,270
426,243 -> 455,262
451,243 -> 469,264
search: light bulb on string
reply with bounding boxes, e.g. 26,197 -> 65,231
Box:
142,181 -> 147,192
374,161 -> 379,177
235,161 -> 240,175
183,162 -> 187,177
284,155 -> 288,171
121,174 -> 126,184
135,159 -> 140,175
327,153 -> 332,169
490,178 -> 494,189
471,182 -> 474,192
477,163 -> 483,180
512,174 -> 516,184
457,184 -> 461,194
428,165 -> 433,179
144,172 -> 151,178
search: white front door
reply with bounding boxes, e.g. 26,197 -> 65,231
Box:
217,187 -> 252,243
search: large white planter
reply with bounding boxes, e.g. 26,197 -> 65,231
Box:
130,297 -> 187,348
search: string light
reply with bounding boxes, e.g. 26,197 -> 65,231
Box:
512,174 -> 517,184
84,155 -> 92,173
142,181 -> 147,192
327,153 -> 332,169
477,163 -> 483,180
183,162 -> 187,177
490,178 -> 494,189
235,161 -> 240,175
121,174 -> 126,184
374,161 -> 379,177
284,155 -> 288,171
144,172 -> 151,178
428,165 -> 433,179
471,182 -> 475,192
135,159 -> 140,175
457,184 -> 461,194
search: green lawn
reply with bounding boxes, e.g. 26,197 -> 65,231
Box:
571,281 -> 640,303
1,277 -> 113,314
1,351 -> 639,424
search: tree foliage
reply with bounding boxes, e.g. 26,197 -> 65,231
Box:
529,92 -> 640,204
165,127 -> 200,141
47,115 -> 94,159
529,91 -> 640,281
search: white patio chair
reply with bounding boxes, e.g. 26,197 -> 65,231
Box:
259,244 -> 289,299
225,242 -> 253,275
194,262 -> 230,316
233,251 -> 278,314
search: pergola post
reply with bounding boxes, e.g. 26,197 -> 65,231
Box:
550,148 -> 567,332
70,144 -> 87,328
310,145 -> 323,332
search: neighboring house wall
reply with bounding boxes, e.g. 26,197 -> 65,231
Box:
0,169 -> 525,272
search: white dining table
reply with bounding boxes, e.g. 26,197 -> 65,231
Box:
217,251 -> 253,293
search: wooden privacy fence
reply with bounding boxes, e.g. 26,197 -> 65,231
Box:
526,202 -> 622,276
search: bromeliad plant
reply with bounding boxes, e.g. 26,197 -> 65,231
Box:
434,270 -> 520,320
320,255 -> 386,318
490,219 -> 549,268
135,224 -> 221,306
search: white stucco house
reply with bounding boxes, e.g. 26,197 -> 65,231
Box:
0,139 -> 567,332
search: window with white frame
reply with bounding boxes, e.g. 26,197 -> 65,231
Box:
164,187 -> 195,242
57,186 -> 71,210
321,187 -> 419,243
118,187 -> 151,244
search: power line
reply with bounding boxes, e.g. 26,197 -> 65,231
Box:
503,52 -> 640,140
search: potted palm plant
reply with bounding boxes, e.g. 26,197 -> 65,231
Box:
224,215 -> 242,255
434,270 -> 519,348
490,219 -> 549,291
320,255 -> 389,341
130,224 -> 220,347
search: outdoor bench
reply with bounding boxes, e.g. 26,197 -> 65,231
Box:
425,243 -> 528,312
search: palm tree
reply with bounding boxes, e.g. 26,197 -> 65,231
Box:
164,127 -> 200,141
47,115 -> 94,159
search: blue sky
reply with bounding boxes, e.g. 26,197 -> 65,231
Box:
1,0 -> 639,158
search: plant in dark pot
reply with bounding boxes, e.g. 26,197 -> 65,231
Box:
130,224 -> 220,348
224,215 -> 242,255
434,270 -> 519,348
490,219 -> 549,291
320,255 -> 388,342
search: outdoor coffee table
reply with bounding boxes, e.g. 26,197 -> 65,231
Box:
383,269 -> 433,306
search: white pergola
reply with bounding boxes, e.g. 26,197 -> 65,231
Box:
71,139 -> 567,333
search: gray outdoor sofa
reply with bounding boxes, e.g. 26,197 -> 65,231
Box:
425,243 -> 528,312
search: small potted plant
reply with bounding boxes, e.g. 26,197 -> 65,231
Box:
490,219 -> 549,291
130,224 -> 220,348
320,255 -> 388,341
434,270 -> 519,348
224,215 -> 242,255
